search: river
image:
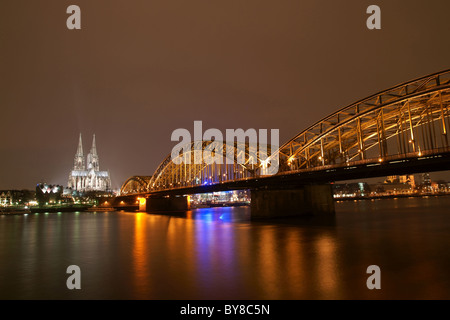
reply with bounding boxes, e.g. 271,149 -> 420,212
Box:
1,196 -> 449,299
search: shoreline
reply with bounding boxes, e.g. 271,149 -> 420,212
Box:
2,194 -> 449,215
334,193 -> 450,201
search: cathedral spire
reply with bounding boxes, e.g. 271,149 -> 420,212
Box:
76,133 -> 83,156
87,134 -> 100,171
73,133 -> 85,170
90,134 -> 97,156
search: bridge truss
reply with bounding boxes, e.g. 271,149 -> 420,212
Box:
278,69 -> 450,173
120,69 -> 450,194
120,176 -> 152,194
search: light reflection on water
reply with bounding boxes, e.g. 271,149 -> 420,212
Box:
1,196 -> 450,299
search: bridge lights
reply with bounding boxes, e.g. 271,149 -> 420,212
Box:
287,157 -> 295,166
260,158 -> 270,168
378,158 -> 383,162
319,155 -> 326,166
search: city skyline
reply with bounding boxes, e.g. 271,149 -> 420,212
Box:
1,1 -> 449,190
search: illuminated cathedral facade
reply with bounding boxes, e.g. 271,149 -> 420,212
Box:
68,134 -> 111,192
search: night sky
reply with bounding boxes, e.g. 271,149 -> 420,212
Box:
0,1 -> 449,190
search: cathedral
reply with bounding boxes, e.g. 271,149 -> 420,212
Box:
68,134 -> 112,192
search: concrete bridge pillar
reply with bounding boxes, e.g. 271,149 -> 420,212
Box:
250,184 -> 335,220
144,195 -> 190,213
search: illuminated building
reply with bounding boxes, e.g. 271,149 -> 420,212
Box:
1,189 -> 36,206
67,134 -> 111,192
36,184 -> 63,205
422,173 -> 431,186
385,175 -> 415,187
385,175 -> 399,183
0,191 -> 12,205
398,175 -> 415,187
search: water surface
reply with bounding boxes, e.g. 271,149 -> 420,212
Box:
1,196 -> 450,299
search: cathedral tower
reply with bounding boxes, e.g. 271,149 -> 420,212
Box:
73,133 -> 85,170
68,133 -> 111,192
87,134 -> 100,171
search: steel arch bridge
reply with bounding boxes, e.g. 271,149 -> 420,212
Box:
120,69 -> 450,195
145,140 -> 277,191
120,176 -> 152,194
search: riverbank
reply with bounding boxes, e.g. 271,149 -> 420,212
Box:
29,204 -> 91,213
0,207 -> 31,215
334,192 -> 450,201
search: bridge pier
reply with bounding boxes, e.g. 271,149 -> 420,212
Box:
143,195 -> 190,213
250,184 -> 335,221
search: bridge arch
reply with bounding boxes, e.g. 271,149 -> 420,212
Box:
147,140 -> 276,191
123,69 -> 450,194
276,69 -> 450,173
120,176 -> 152,195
